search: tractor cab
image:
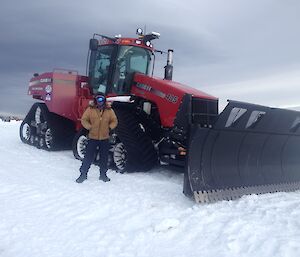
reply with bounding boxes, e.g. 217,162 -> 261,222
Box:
88,29 -> 160,96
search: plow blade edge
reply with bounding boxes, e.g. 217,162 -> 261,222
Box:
185,100 -> 300,203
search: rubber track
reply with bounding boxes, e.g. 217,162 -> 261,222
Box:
34,103 -> 74,150
114,108 -> 157,172
20,103 -> 38,144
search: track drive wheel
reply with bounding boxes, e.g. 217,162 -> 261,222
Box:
72,128 -> 89,160
114,109 -> 158,172
19,120 -> 32,144
20,103 -> 37,145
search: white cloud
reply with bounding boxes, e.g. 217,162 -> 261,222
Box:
1,0 -> 300,114
199,68 -> 300,110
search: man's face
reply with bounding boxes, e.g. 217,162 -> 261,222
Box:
96,96 -> 106,109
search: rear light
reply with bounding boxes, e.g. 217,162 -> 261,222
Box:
121,39 -> 132,44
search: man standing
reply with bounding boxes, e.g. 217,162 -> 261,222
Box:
76,95 -> 118,183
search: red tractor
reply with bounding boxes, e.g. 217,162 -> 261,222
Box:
20,29 -> 300,202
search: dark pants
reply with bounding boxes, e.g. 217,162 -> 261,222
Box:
80,139 -> 110,175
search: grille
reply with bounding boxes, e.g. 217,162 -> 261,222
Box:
192,98 -> 218,126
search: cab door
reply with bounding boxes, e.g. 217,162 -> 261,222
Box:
89,45 -> 116,95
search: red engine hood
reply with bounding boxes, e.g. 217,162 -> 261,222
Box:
131,73 -> 218,128
134,74 -> 218,100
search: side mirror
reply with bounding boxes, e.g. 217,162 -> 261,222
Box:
89,39 -> 98,51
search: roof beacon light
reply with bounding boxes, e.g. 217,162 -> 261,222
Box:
136,28 -> 144,36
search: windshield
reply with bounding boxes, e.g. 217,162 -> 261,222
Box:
112,46 -> 152,94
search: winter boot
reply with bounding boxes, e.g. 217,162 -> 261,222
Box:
76,172 -> 87,183
99,171 -> 110,182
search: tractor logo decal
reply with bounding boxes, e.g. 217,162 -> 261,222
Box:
40,78 -> 52,83
136,83 -> 151,92
136,83 -> 178,104
29,78 -> 52,86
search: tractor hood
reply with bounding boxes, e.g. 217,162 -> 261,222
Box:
133,73 -> 218,101
131,73 -> 218,128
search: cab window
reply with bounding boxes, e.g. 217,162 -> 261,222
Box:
89,45 -> 114,94
112,46 -> 152,94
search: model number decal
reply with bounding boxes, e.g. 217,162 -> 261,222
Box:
165,94 -> 178,103
136,83 -> 151,92
136,83 -> 178,104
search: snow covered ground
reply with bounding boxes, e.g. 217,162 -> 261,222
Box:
1,121 -> 300,257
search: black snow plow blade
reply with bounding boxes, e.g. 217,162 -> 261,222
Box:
185,100 -> 300,203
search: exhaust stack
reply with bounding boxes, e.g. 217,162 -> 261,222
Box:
164,49 -> 174,80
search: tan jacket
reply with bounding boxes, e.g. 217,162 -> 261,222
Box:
81,107 -> 118,140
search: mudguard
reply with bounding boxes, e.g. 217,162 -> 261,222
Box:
184,100 -> 300,203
